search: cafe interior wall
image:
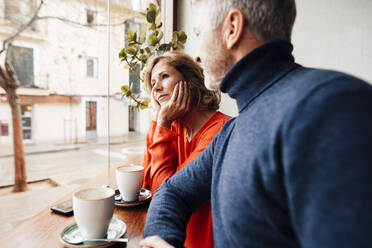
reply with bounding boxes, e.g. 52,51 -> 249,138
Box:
177,0 -> 372,118
0,0 -> 145,145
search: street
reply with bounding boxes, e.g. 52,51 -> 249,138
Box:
0,141 -> 146,188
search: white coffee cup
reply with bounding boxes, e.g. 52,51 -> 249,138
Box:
72,187 -> 115,239
116,165 -> 144,202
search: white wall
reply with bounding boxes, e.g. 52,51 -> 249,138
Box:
33,103 -> 82,143
292,0 -> 372,83
177,0 -> 372,117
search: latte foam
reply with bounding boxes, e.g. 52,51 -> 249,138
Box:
75,188 -> 114,200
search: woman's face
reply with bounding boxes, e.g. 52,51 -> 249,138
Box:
150,60 -> 184,105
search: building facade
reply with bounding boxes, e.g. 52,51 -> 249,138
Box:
0,0 -> 151,145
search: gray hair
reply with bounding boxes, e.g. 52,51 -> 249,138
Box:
193,0 -> 296,42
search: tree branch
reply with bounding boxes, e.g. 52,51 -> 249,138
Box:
124,57 -> 142,82
36,16 -> 127,28
0,0 -> 44,56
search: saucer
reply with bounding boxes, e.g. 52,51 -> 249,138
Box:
114,188 -> 151,207
60,218 -> 126,248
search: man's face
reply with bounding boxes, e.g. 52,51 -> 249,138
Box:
194,2 -> 233,90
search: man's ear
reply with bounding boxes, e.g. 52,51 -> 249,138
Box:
223,9 -> 245,50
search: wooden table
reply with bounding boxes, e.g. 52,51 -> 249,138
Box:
0,166 -> 149,248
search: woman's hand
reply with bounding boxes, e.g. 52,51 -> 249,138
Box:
157,81 -> 191,129
150,90 -> 161,121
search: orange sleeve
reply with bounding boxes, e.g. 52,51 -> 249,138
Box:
142,124 -> 178,194
142,120 -> 157,165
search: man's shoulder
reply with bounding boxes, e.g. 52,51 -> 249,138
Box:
274,66 -> 372,114
292,66 -> 371,92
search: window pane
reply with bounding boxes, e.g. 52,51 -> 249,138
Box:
0,0 -> 152,238
9,46 -> 35,88
86,59 -> 94,78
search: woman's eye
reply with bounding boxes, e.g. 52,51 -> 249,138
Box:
162,74 -> 169,79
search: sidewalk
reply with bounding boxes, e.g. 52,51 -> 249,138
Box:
0,133 -> 145,158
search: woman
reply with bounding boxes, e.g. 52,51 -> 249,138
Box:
142,50 -> 230,248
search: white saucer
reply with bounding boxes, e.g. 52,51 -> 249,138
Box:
114,188 -> 151,207
60,218 -> 126,248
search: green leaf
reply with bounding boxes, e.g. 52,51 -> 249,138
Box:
139,54 -> 148,63
128,41 -> 137,47
145,47 -> 151,53
159,43 -> 171,51
172,32 -> 178,42
177,42 -> 185,49
157,22 -> 163,29
121,85 -> 130,94
127,29 -> 134,39
118,49 -> 127,58
150,23 -> 156,31
147,10 -> 156,23
178,31 -> 187,43
148,34 -> 157,46
157,31 -> 163,41
148,3 -> 157,12
127,47 -> 136,55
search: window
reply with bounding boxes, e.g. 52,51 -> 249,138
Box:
86,57 -> 98,78
86,9 -> 97,26
0,0 -> 152,238
21,104 -> 33,140
9,45 -> 35,88
0,120 -> 9,136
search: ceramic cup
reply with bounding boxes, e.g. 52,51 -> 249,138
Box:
116,165 -> 144,202
72,187 -> 115,239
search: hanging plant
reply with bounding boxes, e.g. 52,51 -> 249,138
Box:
119,3 -> 187,110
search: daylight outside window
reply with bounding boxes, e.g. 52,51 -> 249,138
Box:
0,0 -> 156,237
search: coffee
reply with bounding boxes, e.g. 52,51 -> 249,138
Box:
116,165 -> 144,202
75,188 -> 113,200
73,187 -> 115,239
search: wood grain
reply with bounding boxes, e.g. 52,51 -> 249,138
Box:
0,165 -> 149,248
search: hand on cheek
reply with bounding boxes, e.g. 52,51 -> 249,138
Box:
151,90 -> 161,121
157,81 -> 191,129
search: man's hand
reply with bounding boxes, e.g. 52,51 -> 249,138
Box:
140,236 -> 175,248
157,81 -> 191,129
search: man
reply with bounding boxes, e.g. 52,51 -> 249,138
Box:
141,0 -> 372,247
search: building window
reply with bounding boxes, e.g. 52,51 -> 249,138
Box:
86,57 -> 98,78
0,120 -> 9,136
9,45 -> 35,88
21,104 -> 33,140
86,9 -> 97,26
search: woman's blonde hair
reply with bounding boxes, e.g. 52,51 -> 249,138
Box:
144,50 -> 221,111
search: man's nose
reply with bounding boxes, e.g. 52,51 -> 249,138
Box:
194,56 -> 201,63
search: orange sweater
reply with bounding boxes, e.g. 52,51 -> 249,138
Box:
142,111 -> 231,248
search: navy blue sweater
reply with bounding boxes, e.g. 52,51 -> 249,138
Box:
144,41 -> 372,247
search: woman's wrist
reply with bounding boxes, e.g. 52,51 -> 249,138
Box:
157,117 -> 172,129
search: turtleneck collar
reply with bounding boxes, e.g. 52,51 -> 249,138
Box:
220,40 -> 298,113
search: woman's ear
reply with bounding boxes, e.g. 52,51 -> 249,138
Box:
222,9 -> 245,50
